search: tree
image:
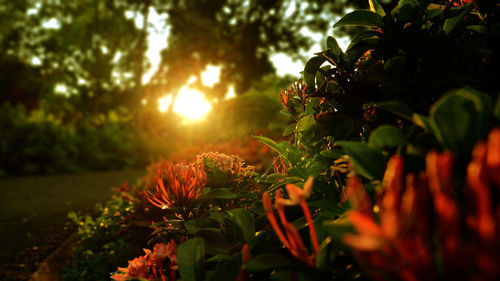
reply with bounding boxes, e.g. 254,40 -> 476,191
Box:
150,0 -> 368,102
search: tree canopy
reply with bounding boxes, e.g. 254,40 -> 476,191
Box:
0,0 -> 366,112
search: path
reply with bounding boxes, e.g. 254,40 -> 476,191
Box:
0,169 -> 145,281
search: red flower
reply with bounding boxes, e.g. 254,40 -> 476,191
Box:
343,128 -> 500,281
263,177 -> 319,267
145,163 -> 206,209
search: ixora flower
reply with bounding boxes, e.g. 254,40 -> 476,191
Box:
145,163 -> 206,209
263,177 -> 320,267
112,256 -> 149,281
343,128 -> 500,281
279,80 -> 308,108
196,151 -> 255,181
112,240 -> 178,281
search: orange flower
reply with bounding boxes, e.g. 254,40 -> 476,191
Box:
236,244 -> 252,281
279,81 -> 308,108
112,256 -> 149,280
263,177 -> 319,267
343,128 -> 500,281
145,163 -> 206,209
114,241 -> 178,281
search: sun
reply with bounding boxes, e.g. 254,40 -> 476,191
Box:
158,86 -> 212,122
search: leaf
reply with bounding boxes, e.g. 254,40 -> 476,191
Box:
443,3 -> 475,34
369,0 -> 386,16
376,100 -> 414,120
204,188 -> 237,199
227,208 -> 255,243
282,123 -> 296,136
333,10 -> 384,28
206,253 -> 231,263
369,125 -> 408,147
253,135 -> 289,163
494,94 -> 500,121
244,253 -> 294,272
319,148 -> 344,159
346,30 -> 380,51
411,113 -> 433,131
197,230 -> 231,255
430,87 -> 492,154
335,141 -> 386,180
184,218 -> 219,234
304,56 -> 326,89
466,25 -> 487,33
177,238 -> 205,281
326,36 -> 342,61
315,237 -> 335,270
296,114 -> 315,132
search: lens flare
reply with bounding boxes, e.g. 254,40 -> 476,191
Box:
173,86 -> 211,121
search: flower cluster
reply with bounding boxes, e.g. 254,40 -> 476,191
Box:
112,240 -> 178,281
145,162 -> 207,209
196,151 -> 255,182
263,177 -> 319,267
343,128 -> 500,281
279,80 -> 308,109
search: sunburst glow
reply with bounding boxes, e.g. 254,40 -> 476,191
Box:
158,95 -> 173,112
158,86 -> 211,121
201,65 -> 221,87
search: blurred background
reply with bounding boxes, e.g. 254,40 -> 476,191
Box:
0,1 -> 372,280
0,0 -> 368,176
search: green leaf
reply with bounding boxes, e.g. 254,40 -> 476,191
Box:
178,238 -> 205,281
335,141 -> 386,180
184,218 -> 219,234
412,113 -> 433,131
296,114 -> 315,132
333,10 -> 383,28
443,3 -> 475,34
369,0 -> 386,16
304,56 -> 326,89
346,30 -> 380,51
197,230 -> 231,255
204,188 -> 237,199
326,36 -> 342,61
319,148 -> 344,159
369,125 -> 408,147
430,87 -> 492,154
394,0 -> 421,23
315,237 -> 335,270
253,135 -> 289,163
227,208 -> 255,243
376,100 -> 414,120
466,25 -> 487,33
494,94 -> 500,121
282,123 -> 296,136
206,253 -> 231,263
244,253 -> 294,272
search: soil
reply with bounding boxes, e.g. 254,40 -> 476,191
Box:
0,169 -> 145,281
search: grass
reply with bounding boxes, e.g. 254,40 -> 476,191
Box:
0,169 -> 145,281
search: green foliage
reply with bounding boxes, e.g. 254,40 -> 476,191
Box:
61,197 -> 141,281
0,103 -> 168,175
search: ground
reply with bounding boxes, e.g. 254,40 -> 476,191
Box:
0,169 -> 145,281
